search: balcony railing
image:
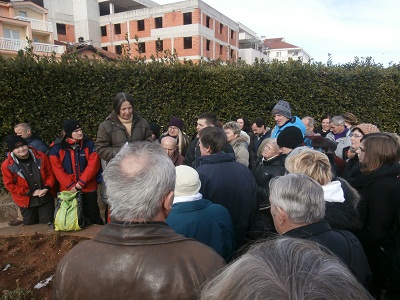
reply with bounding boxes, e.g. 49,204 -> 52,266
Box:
34,42 -> 64,54
14,16 -> 53,32
0,38 -> 65,54
0,38 -> 26,51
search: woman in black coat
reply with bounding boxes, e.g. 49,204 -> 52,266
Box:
347,133 -> 400,299
250,138 -> 285,239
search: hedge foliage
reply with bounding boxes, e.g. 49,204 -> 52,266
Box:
1,52 -> 399,148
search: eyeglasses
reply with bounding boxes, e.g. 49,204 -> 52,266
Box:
168,126 -> 179,131
349,133 -> 363,138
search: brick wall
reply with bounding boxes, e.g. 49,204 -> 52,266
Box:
57,24 -> 75,43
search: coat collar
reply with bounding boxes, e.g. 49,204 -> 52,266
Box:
94,222 -> 192,246
199,152 -> 235,165
285,219 -> 332,238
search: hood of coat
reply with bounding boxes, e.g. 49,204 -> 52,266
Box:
230,136 -> 248,147
322,181 -> 345,203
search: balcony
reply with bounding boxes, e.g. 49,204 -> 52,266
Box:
0,38 -> 65,54
14,16 -> 53,32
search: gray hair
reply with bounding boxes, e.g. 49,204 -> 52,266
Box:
200,237 -> 371,300
302,116 -> 316,128
269,174 -> 325,223
103,141 -> 175,222
258,138 -> 279,157
329,116 -> 345,126
14,122 -> 31,131
223,121 -> 241,136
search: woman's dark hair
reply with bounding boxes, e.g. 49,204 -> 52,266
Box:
320,113 -> 333,122
237,116 -> 251,132
360,133 -> 400,173
113,92 -> 135,114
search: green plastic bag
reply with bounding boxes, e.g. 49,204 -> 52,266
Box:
54,191 -> 85,231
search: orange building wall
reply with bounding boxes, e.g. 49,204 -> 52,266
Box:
57,24 -> 75,43
99,7 -> 238,62
215,20 -> 228,44
0,4 -> 12,18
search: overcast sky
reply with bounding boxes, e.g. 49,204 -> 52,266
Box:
155,0 -> 400,66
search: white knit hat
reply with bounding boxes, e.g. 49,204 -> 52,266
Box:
174,165 -> 201,196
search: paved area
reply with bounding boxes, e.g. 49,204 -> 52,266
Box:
0,223 -> 103,239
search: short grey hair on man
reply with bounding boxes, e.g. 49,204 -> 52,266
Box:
269,173 -> 325,224
200,237 -> 371,300
302,116 -> 316,128
103,141 -> 175,222
14,122 -> 31,131
329,116 -> 345,126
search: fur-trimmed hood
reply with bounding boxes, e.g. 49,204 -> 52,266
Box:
324,177 -> 362,231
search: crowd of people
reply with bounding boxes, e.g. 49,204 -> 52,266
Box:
2,93 -> 400,299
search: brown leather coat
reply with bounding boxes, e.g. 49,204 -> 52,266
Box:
95,111 -> 151,162
53,223 -> 225,300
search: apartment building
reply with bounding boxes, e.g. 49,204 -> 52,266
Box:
42,0 -> 267,63
263,37 -> 311,63
0,0 -> 65,57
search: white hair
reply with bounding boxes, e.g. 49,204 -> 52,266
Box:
269,173 -> 325,224
200,237 -> 371,300
103,141 -> 175,222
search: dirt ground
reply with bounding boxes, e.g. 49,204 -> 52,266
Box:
0,232 -> 89,299
0,192 -> 106,299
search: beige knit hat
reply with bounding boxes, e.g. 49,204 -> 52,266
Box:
174,165 -> 201,197
352,123 -> 380,135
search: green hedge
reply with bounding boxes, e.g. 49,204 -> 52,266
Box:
1,53 -> 399,147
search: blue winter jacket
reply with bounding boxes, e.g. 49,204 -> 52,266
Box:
167,199 -> 236,261
271,116 -> 306,138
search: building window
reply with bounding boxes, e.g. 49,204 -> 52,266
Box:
19,11 -> 27,18
206,15 -> 211,28
293,51 -> 298,56
114,23 -> 121,35
56,23 -> 66,35
102,46 -> 108,51
184,37 -> 192,49
155,17 -> 162,29
137,19 -> 145,31
101,26 -> 107,36
206,39 -> 210,51
138,42 -> 146,53
183,12 -> 192,25
156,40 -> 163,52
230,29 -> 234,39
219,23 -> 223,34
3,29 -> 20,40
219,45 -> 223,55
115,45 -> 122,55
230,49 -> 234,58
276,52 -> 281,57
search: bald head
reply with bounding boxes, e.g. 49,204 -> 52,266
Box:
161,136 -> 177,158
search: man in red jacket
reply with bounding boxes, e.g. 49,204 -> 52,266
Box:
49,119 -> 103,225
1,135 -> 55,225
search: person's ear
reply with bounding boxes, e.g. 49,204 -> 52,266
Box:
162,191 -> 174,217
275,206 -> 287,226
